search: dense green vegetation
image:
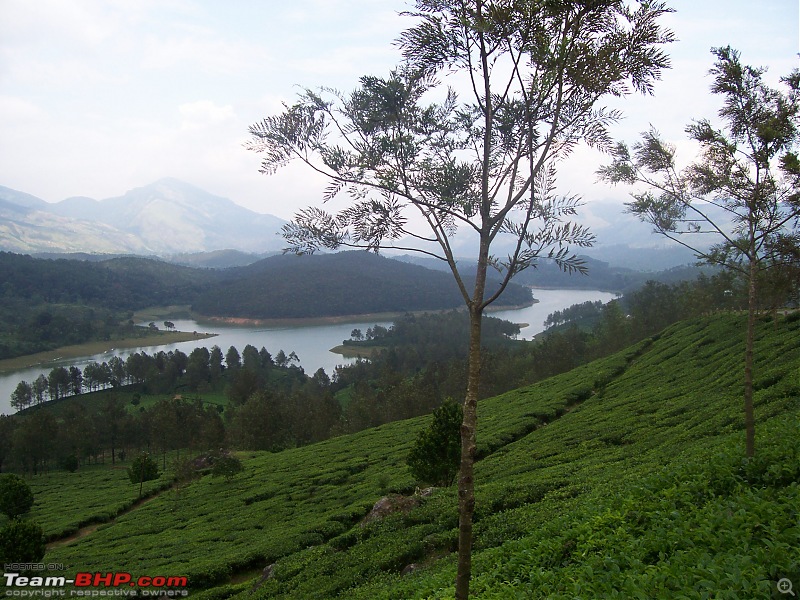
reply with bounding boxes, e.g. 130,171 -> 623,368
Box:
4,272 -> 749,475
0,250 -> 532,360
191,251 -> 533,319
0,251 -> 218,359
10,310 -> 797,597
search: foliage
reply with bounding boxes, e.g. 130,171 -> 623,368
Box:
192,251 -> 531,319
248,0 -> 674,594
0,473 -> 34,518
210,454 -> 244,482
127,453 -> 159,486
24,312 -> 800,598
0,519 -> 45,563
599,47 -> 800,457
407,398 -> 462,487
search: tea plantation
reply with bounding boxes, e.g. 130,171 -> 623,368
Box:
24,312 -> 800,598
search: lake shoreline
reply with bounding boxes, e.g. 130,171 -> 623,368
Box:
197,299 -> 538,329
0,331 -> 217,374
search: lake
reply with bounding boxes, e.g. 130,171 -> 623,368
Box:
0,288 -> 617,414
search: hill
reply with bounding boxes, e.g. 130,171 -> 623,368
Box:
25,312 -> 800,597
0,252 -> 220,311
0,179 -> 287,255
0,251 -> 532,359
191,251 -> 534,319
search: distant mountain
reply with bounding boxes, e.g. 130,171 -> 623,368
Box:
0,180 -> 734,269
163,249 -> 273,269
392,198 -> 731,271
191,251 -> 534,320
0,179 -> 287,255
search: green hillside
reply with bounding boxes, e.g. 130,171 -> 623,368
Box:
25,312 -> 800,598
191,251 -> 534,319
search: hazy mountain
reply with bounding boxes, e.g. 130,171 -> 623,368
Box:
163,249 -> 273,269
0,191 -> 152,255
395,197 -> 731,270
0,180 -> 732,269
0,179 -> 287,255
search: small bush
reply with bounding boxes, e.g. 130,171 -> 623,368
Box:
211,454 -> 244,482
127,453 -> 160,487
60,454 -> 79,473
0,474 -> 34,519
407,398 -> 462,487
0,520 -> 45,563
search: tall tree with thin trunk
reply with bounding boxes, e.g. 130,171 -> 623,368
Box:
247,2 -> 673,596
599,46 -> 800,458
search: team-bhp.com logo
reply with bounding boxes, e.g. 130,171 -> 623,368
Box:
3,570 -> 188,597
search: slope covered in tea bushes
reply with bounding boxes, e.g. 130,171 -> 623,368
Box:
30,312 -> 800,598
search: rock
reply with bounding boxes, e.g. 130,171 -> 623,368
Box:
250,563 -> 277,592
361,494 -> 420,526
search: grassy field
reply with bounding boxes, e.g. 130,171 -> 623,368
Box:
21,312 -> 800,598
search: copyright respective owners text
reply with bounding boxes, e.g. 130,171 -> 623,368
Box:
3,568 -> 189,597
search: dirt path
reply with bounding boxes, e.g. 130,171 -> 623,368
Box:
46,486 -> 172,550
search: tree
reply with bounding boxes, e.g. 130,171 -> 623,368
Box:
127,452 -> 159,497
225,346 -> 241,371
599,47 -> 800,457
11,412 -> 57,475
0,474 -> 34,519
186,347 -> 211,390
31,374 -> 48,405
68,366 -> 84,396
10,381 -> 32,412
108,356 -> 127,387
242,344 -> 260,372
407,397 -> 462,487
246,2 -> 673,596
209,345 -> 224,381
0,519 -> 45,563
0,416 -> 16,472
99,397 -> 127,465
210,453 -> 244,482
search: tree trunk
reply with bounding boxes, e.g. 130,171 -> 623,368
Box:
455,303 -> 484,600
744,257 -> 757,457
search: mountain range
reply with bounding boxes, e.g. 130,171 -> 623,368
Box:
0,178 -> 286,255
0,178 -> 716,269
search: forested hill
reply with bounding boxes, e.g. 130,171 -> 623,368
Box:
0,250 -> 532,320
0,252 -> 218,310
191,251 -> 533,319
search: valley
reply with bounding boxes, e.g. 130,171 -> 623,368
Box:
17,311 -> 800,598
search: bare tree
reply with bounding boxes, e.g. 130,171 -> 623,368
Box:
247,1 -> 673,596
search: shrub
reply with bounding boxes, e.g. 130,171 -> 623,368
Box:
407,398 -> 462,487
60,454 -> 79,473
211,454 -> 244,482
0,474 -> 34,519
0,520 -> 45,563
127,453 -> 160,492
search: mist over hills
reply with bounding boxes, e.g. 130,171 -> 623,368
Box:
0,179 -> 286,255
0,178 -> 723,270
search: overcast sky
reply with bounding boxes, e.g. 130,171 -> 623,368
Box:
0,0 -> 797,219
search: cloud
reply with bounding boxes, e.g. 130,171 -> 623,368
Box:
179,100 -> 236,129
0,95 -> 44,121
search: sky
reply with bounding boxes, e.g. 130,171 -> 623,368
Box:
0,0 -> 798,220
